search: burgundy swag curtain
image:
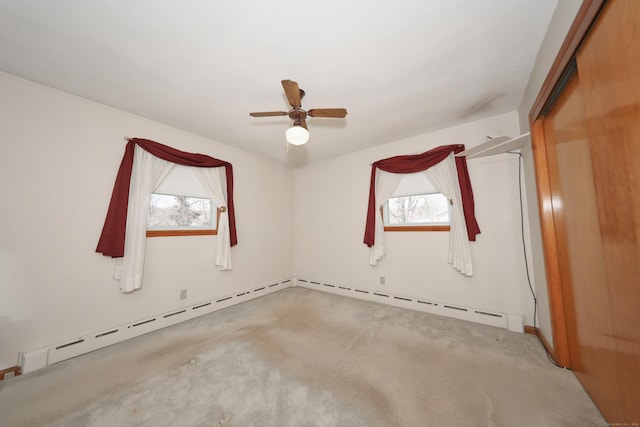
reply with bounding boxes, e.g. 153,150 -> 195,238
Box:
363,144 -> 480,246
96,138 -> 237,257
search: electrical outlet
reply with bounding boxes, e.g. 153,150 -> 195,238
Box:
180,289 -> 187,300
379,276 -> 385,285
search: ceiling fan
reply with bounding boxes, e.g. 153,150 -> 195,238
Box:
250,79 -> 348,146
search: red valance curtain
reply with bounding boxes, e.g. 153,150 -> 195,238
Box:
363,144 -> 480,246
96,138 -> 237,257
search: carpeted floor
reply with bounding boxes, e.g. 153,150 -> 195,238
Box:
0,287 -> 605,426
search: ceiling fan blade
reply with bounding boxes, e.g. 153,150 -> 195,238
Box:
282,79 -> 301,108
249,111 -> 288,117
307,108 -> 348,118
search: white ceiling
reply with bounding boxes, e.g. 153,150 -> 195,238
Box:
0,1 -> 557,167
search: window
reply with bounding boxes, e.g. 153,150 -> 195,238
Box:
383,173 -> 451,232
146,165 -> 220,237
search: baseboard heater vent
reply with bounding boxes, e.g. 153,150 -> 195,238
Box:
444,305 -> 468,312
475,310 -> 503,318
131,318 -> 156,328
298,279 -> 522,332
19,278 -> 294,374
164,310 -> 186,319
55,339 -> 84,350
193,302 -> 212,310
417,300 -> 437,306
95,329 -> 118,338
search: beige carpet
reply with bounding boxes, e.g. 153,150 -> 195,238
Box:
0,287 -> 605,426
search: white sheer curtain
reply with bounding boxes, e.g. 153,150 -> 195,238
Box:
115,146 -> 175,292
424,153 -> 473,276
193,166 -> 232,270
369,169 -> 404,265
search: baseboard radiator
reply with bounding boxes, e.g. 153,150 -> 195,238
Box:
19,279 -> 293,374
20,277 -> 524,374
295,278 -> 524,333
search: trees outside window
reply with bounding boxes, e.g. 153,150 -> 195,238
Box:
146,193 -> 219,237
386,193 -> 450,225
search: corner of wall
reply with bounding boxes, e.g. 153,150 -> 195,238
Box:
517,0 -> 584,130
514,1 -> 583,349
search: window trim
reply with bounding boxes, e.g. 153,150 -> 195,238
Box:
147,207 -> 222,237
384,224 -> 450,232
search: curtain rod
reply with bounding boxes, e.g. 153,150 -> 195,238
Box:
123,136 -> 131,141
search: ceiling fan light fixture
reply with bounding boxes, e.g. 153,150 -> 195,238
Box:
251,80 -> 347,148
285,125 -> 309,146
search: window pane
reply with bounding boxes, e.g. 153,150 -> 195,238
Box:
147,194 -> 214,229
387,193 -> 450,225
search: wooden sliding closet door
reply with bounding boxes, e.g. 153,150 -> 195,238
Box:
576,1 -> 640,421
534,0 -> 639,422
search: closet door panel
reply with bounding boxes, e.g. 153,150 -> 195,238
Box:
575,0 -> 640,420
542,73 -> 621,419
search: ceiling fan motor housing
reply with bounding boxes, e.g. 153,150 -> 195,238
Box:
288,108 -> 307,122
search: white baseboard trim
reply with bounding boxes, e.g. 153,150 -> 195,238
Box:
19,278 -> 293,374
296,278 -> 524,333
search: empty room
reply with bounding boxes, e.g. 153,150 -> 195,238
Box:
1,0 -> 638,426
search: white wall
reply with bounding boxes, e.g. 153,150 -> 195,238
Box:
293,112 -> 537,325
0,71 -> 293,370
517,0 -> 583,346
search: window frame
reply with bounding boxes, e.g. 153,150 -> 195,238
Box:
146,193 -> 223,238
382,192 -> 452,233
